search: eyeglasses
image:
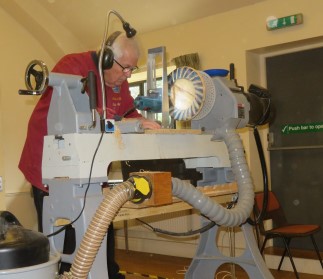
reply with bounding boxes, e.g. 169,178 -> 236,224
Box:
113,59 -> 138,73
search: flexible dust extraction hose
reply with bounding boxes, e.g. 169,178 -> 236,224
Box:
60,128 -> 253,278
61,180 -> 135,279
172,128 -> 254,227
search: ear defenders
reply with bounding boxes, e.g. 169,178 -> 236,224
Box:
101,31 -> 122,70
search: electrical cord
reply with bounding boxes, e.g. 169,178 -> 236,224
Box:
135,200 -> 237,237
46,132 -> 105,238
136,217 -> 216,237
215,271 -> 236,279
246,126 -> 269,226
113,106 -> 137,121
256,98 -> 271,126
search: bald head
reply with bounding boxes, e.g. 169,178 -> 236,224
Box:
110,32 -> 140,60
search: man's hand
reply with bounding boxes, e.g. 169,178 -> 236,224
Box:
138,117 -> 161,130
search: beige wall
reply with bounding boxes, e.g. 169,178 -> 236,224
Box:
0,1 -> 84,226
137,0 -> 323,191
0,6 -> 55,222
138,0 -> 323,76
1,0 -> 323,226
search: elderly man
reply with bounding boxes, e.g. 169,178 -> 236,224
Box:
19,32 -> 160,279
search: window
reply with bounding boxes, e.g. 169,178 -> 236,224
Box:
129,81 -> 146,99
129,78 -> 165,99
128,66 -> 176,99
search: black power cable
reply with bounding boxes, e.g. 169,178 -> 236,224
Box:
46,132 -> 105,238
246,126 -> 269,226
135,201 -> 237,237
136,217 -> 216,237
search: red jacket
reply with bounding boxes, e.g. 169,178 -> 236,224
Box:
19,51 -> 141,192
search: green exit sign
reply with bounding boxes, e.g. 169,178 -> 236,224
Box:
267,13 -> 303,31
281,122 -> 323,135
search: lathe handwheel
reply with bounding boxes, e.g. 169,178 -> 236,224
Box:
25,60 -> 49,93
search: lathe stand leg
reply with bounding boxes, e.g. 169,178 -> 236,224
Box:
43,179 -> 109,279
185,221 -> 273,279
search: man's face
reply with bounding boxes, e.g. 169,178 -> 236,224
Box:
103,48 -> 138,88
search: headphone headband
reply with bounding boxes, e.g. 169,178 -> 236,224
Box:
106,31 -> 122,47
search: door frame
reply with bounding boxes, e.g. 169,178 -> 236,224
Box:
244,36 -> 323,193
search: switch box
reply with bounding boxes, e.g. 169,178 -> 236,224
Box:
129,171 -> 172,207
